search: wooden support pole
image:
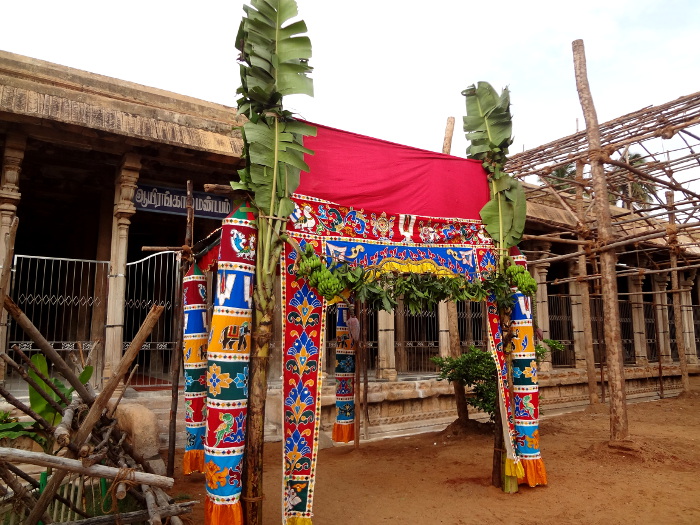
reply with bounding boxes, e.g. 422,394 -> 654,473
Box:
167,180 -> 194,477
0,383 -> 56,432
25,305 -> 164,525
3,296 -> 94,403
4,462 -> 89,518
11,344 -> 71,405
573,39 -> 629,441
441,116 -> 470,422
0,461 -> 54,524
666,191 -> 691,392
0,448 -> 173,489
360,302 -> 370,440
54,394 -> 80,446
0,352 -> 67,415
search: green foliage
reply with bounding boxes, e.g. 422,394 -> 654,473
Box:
432,346 -> 498,421
236,0 -> 313,118
463,81 -> 525,251
0,410 -> 47,449
26,354 -> 92,452
462,82 -> 512,165
234,0 -> 316,218
294,248 -> 537,314
234,0 -> 316,308
534,338 -> 565,363
294,246 -> 494,313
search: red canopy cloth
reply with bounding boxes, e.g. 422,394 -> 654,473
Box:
299,123 -> 489,220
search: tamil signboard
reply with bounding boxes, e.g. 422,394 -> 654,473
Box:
135,184 -> 231,220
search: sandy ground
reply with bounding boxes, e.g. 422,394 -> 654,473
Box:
171,378 -> 700,525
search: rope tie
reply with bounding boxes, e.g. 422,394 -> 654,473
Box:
103,467 -> 138,515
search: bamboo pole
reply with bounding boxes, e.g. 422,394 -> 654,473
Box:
666,191 -> 690,392
528,221 -> 700,266
360,302 -> 370,441
0,448 -> 173,489
167,179 -> 194,477
441,116 -> 470,423
25,305 -> 164,525
573,39 -> 629,441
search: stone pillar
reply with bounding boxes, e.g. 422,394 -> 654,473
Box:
652,273 -> 672,364
680,271 -> 698,365
0,134 -> 26,385
628,274 -> 648,366
103,153 -> 140,386
531,243 -> 551,371
568,261 -> 587,370
437,301 -> 450,358
377,309 -> 397,381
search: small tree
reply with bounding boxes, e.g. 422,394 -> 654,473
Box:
432,347 -> 498,421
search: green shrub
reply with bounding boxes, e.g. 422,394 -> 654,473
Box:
432,346 -> 498,421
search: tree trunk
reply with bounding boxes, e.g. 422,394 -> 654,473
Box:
573,39 -> 629,441
243,303 -> 273,525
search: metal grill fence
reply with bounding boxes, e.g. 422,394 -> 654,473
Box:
395,304 -> 439,375
5,255 -> 109,391
123,251 -> 178,387
547,295 -> 576,367
644,302 -> 659,362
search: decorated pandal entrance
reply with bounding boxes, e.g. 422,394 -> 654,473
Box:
183,124 -> 547,524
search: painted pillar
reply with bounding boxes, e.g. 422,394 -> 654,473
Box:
103,153 -> 140,386
680,271 -> 698,365
652,273 -> 672,364
0,134 -> 25,385
628,274 -> 649,366
377,309 -> 397,381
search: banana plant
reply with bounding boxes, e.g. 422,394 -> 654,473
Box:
463,82 -> 525,264
233,1 -> 315,523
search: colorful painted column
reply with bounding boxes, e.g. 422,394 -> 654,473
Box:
204,205 -> 256,524
331,301 -> 355,443
511,288 -> 548,487
182,263 -> 208,474
282,240 -> 325,525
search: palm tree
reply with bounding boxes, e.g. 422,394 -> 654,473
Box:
540,163 -> 576,194
610,153 -> 656,209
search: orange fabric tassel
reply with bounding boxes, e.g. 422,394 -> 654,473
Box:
182,449 -> 205,475
331,423 -> 354,443
205,497 -> 243,525
518,458 -> 548,487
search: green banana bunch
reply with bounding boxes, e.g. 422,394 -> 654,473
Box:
505,264 -> 537,296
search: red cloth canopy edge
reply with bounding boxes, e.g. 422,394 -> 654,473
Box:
298,123 -> 490,221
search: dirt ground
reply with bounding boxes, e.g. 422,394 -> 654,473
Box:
170,378 -> 700,525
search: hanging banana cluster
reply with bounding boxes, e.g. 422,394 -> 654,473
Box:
295,244 -> 345,300
505,264 -> 537,297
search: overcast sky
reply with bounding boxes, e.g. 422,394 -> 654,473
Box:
1,1 -> 699,157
